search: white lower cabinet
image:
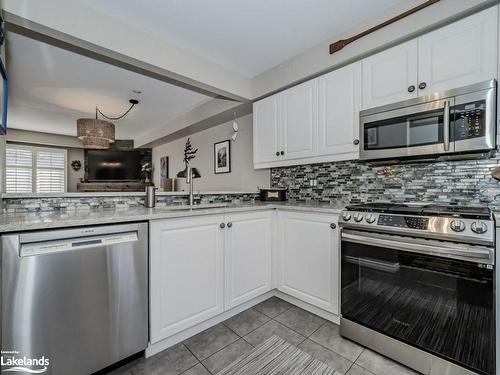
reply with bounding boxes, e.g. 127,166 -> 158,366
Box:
150,214 -> 225,343
150,209 -> 340,345
224,211 -> 272,309
277,211 -> 339,314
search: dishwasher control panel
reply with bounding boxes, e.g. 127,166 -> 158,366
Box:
20,232 -> 138,257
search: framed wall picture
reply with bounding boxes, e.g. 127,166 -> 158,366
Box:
160,156 -> 169,179
214,139 -> 231,174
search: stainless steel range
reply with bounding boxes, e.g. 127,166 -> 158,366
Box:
339,203 -> 495,375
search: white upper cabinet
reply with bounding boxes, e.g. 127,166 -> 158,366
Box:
361,40 -> 418,110
253,7 -> 499,167
318,62 -> 361,159
253,62 -> 360,168
280,79 -> 318,160
362,6 -> 498,110
417,6 -> 498,94
224,211 -> 272,310
253,95 -> 280,164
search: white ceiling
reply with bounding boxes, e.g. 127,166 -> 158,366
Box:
6,32 -> 211,139
79,0 -> 408,77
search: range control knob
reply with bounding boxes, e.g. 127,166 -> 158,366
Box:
450,220 -> 466,232
366,214 -> 376,224
342,212 -> 352,221
471,221 -> 488,234
353,213 -> 364,222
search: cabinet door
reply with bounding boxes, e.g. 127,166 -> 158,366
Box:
150,215 -> 225,342
278,211 -> 339,314
418,7 -> 498,95
362,40 -> 418,109
224,211 -> 272,310
280,79 -> 318,160
318,62 -> 361,159
253,95 -> 280,164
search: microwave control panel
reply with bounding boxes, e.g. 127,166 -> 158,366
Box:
453,101 -> 486,140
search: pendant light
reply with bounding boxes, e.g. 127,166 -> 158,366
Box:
77,99 -> 139,149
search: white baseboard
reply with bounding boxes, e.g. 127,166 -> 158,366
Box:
145,289 -> 340,358
273,290 -> 340,325
145,291 -> 274,357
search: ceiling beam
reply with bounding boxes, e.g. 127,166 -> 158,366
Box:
3,10 -> 250,103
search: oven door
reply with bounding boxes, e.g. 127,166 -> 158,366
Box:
360,98 -> 454,160
341,229 -> 494,375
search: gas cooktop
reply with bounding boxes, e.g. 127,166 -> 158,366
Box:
341,202 -> 494,246
345,202 -> 491,220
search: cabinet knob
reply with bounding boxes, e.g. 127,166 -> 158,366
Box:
220,223 -> 226,229
276,152 -> 280,156
227,222 -> 233,228
418,82 -> 427,90
330,223 -> 337,229
280,151 -> 285,155
408,85 -> 415,93
353,139 -> 360,145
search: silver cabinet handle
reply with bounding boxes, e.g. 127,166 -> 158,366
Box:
227,222 -> 233,228
443,100 -> 450,151
220,223 -> 225,229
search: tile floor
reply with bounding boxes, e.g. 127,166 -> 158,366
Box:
109,297 -> 418,375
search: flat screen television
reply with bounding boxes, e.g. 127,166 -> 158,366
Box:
87,150 -> 142,181
0,59 -> 8,135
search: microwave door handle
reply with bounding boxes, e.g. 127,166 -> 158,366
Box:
443,100 -> 450,151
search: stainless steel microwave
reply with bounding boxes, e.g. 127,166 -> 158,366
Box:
359,80 -> 496,161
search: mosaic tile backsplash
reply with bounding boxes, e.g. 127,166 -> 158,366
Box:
3,193 -> 259,213
271,153 -> 500,207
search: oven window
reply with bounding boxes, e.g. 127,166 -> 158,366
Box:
341,240 -> 494,375
364,109 -> 444,150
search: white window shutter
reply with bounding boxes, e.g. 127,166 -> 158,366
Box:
5,145 -> 67,193
5,148 -> 33,193
36,150 -> 66,193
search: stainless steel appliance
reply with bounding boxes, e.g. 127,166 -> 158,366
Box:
1,222 -> 149,375
339,203 -> 495,375
359,80 -> 496,161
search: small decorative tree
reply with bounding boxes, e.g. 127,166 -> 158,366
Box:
182,138 -> 198,169
177,138 -> 201,179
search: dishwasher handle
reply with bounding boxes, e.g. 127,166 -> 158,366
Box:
20,231 -> 139,257
19,223 -> 141,244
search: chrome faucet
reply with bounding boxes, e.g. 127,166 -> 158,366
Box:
184,166 -> 201,206
186,167 -> 195,206
177,166 -> 201,206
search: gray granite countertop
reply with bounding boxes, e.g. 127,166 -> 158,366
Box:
0,202 -> 345,233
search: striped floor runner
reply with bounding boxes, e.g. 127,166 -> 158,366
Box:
216,335 -> 341,375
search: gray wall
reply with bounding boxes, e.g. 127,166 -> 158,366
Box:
152,114 -> 270,191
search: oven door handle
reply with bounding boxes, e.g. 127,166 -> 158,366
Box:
342,231 -> 493,264
443,100 -> 450,151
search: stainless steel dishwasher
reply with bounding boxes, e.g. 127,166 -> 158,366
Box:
1,222 -> 148,375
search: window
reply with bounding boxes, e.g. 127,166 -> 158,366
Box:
5,145 -> 67,193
